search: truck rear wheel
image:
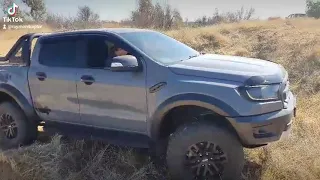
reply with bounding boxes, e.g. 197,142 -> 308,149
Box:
166,122 -> 244,180
0,102 -> 37,150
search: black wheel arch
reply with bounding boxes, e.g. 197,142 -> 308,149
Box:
149,93 -> 240,141
0,83 -> 39,124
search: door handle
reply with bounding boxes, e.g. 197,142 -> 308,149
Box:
36,72 -> 47,81
81,75 -> 95,85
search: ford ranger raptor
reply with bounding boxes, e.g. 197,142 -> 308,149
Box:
0,29 -> 296,180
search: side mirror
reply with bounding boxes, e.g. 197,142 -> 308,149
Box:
110,55 -> 140,72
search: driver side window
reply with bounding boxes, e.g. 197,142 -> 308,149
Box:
84,35 -> 138,69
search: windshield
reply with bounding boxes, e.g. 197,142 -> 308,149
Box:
119,31 -> 199,65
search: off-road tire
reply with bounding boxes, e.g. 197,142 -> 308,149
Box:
166,121 -> 244,180
0,101 -> 37,150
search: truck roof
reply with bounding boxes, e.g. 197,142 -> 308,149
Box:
4,28 -> 152,63
39,28 -> 153,38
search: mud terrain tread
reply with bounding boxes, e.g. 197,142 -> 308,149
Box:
0,102 -> 37,150
166,121 -> 244,180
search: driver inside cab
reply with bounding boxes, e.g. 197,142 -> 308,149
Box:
110,46 -> 129,58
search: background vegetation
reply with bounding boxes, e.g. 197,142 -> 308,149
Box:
1,0 -> 320,30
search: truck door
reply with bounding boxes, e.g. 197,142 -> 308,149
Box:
76,34 -> 148,134
28,35 -> 86,125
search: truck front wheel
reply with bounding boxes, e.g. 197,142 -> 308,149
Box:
166,122 -> 244,180
0,102 -> 37,150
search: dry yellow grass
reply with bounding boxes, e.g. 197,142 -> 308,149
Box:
0,18 -> 320,180
0,25 -> 52,56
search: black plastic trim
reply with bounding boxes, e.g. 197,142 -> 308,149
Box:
149,82 -> 167,93
149,93 -> 239,140
44,120 -> 151,148
0,84 -> 40,124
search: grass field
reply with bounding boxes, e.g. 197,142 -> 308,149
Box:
0,18 -> 320,180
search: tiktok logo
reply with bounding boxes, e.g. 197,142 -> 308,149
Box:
7,3 -> 19,16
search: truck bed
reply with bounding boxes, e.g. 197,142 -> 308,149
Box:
0,57 -> 27,66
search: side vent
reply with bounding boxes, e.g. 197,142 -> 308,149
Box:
149,82 -> 167,93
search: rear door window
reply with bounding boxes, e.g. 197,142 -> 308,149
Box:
39,37 -> 85,68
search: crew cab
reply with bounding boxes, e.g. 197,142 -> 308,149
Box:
0,29 -> 296,180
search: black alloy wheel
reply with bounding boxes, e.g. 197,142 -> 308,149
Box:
185,141 -> 228,179
0,113 -> 18,139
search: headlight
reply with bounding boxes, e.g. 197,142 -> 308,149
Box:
245,84 -> 280,101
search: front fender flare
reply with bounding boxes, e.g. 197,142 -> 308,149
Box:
149,93 -> 239,140
0,83 -> 39,124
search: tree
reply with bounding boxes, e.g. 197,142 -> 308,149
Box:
75,6 -> 100,29
210,8 -> 225,24
131,0 -> 154,27
131,0 -> 183,29
1,0 -> 14,15
152,2 -> 165,29
234,7 -> 255,22
194,7 -> 255,27
244,7 -> 255,20
306,0 -> 320,19
195,15 -> 208,26
164,4 -> 173,29
46,12 -> 76,30
172,8 -> 183,28
22,0 -> 46,21
77,5 -> 100,22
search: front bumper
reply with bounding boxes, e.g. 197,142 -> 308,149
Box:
228,91 -> 296,147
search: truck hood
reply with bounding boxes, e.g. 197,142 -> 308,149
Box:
168,54 -> 286,85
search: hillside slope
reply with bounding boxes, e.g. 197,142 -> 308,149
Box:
0,18 -> 320,180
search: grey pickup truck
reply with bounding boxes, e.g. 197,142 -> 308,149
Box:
0,29 -> 296,180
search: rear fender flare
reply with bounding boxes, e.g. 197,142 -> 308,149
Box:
0,84 -> 39,124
